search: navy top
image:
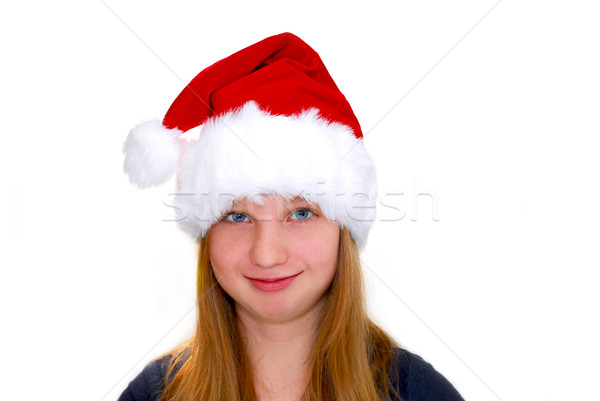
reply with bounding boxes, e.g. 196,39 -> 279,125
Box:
118,348 -> 464,401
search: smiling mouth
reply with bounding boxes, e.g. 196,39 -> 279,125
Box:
245,272 -> 303,292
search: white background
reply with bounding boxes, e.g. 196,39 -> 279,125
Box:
1,1 -> 599,400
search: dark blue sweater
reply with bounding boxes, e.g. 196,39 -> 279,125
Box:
118,348 -> 464,401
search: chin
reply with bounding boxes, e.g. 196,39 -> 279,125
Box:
246,298 -> 315,324
255,303 -> 300,323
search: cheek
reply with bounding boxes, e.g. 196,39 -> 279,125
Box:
208,225 -> 251,279
299,224 -> 340,276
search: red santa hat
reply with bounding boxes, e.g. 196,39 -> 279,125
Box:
123,32 -> 377,248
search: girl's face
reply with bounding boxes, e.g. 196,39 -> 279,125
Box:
209,195 -> 340,325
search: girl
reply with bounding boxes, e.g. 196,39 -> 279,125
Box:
120,32 -> 464,401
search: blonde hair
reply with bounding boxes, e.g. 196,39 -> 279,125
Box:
159,228 -> 398,401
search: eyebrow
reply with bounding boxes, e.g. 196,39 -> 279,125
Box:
288,195 -> 314,206
228,195 -> 315,214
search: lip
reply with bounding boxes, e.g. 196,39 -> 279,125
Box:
246,272 -> 303,292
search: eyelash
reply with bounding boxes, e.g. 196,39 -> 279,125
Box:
223,212 -> 250,223
289,208 -> 314,221
222,208 -> 316,223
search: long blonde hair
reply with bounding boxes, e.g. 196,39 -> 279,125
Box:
159,228 -> 398,401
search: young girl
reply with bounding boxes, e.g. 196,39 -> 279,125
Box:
120,32 -> 464,401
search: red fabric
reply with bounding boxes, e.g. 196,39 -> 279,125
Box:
162,32 -> 363,139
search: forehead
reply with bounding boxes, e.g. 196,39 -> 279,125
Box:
230,194 -> 317,211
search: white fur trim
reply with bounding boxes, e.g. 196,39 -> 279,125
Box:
123,120 -> 184,188
173,102 -> 377,249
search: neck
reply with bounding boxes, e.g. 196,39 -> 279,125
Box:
236,304 -> 322,400
238,307 -> 320,370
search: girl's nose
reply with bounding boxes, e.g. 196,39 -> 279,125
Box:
249,221 -> 288,269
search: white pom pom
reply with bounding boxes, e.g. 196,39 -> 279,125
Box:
123,120 -> 184,188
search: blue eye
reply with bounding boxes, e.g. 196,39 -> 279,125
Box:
225,212 -> 249,223
290,209 -> 313,221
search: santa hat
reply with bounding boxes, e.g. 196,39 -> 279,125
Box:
123,32 -> 377,248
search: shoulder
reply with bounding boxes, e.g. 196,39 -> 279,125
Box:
388,348 -> 465,401
117,355 -> 172,401
118,348 -> 463,401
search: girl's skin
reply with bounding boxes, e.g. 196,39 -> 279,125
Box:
209,195 -> 340,401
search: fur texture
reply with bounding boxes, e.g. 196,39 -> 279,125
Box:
174,102 -> 377,249
123,120 -> 183,188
